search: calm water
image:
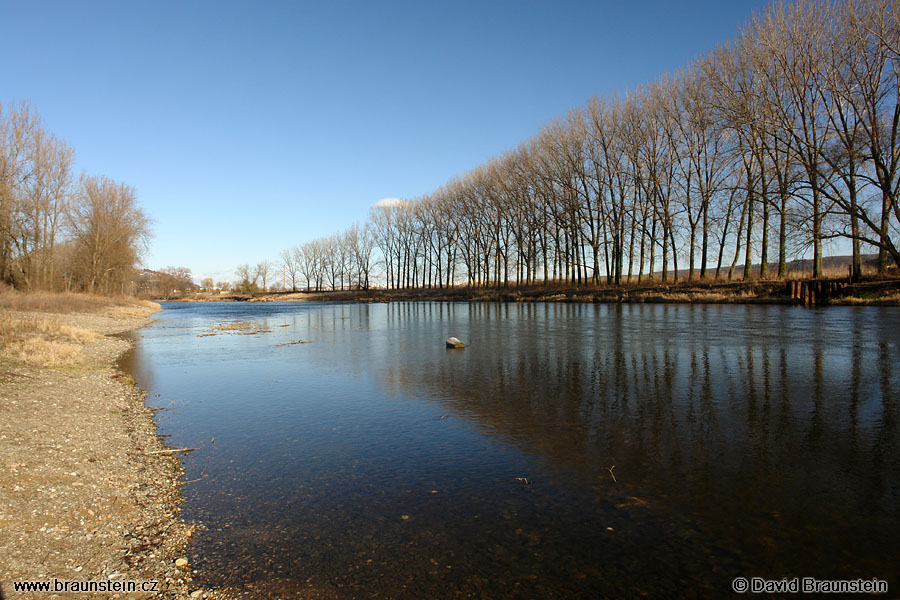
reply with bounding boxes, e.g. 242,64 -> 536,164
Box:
121,302 -> 900,598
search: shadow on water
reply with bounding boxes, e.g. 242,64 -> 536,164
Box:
122,302 -> 900,598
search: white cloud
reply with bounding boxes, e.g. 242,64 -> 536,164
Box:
371,197 -> 403,208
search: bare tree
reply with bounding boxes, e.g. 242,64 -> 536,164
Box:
0,101 -> 40,286
157,266 -> 194,298
825,0 -> 900,272
26,130 -> 75,289
235,263 -> 254,292
255,260 -> 273,292
67,174 -> 151,294
2,101 -> 158,294
298,240 -> 323,291
344,222 -> 375,289
280,248 -> 300,292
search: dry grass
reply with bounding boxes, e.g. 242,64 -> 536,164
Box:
0,287 -> 156,314
212,321 -> 254,332
0,288 -> 159,368
2,337 -> 84,367
647,292 -> 692,302
627,289 -> 751,303
198,321 -> 272,337
0,313 -> 99,342
834,290 -> 900,305
683,292 -> 729,301
0,312 -> 100,367
783,263 -> 886,280
108,302 -> 162,318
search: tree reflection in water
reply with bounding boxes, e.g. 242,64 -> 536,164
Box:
125,302 -> 899,599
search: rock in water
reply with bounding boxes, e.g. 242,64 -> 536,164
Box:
446,337 -> 466,349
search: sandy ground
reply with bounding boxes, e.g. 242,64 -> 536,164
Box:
0,306 -> 221,599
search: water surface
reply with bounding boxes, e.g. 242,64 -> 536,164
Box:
122,302 -> 900,598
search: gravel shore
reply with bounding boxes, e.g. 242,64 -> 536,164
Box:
0,305 -> 217,599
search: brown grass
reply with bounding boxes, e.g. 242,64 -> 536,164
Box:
2,337 -> 84,367
0,288 -> 157,314
107,302 -> 162,318
0,312 -> 100,367
0,313 -> 98,342
782,262 -> 889,280
834,290 -> 900,305
0,289 -> 158,367
198,321 -> 272,337
212,321 -> 254,332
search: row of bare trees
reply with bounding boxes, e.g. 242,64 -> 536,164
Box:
285,224 -> 376,291
274,0 -> 896,291
0,101 -> 151,294
240,223 -> 377,293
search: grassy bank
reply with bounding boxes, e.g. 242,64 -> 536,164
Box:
0,291 -> 159,369
176,276 -> 900,307
0,289 -> 158,314
0,291 -> 226,599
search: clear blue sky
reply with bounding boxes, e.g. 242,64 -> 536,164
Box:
2,0 -> 771,283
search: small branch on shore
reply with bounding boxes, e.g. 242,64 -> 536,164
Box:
147,447 -> 197,455
608,465 -> 617,483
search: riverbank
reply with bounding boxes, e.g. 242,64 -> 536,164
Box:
178,276 -> 900,306
0,294 -> 218,599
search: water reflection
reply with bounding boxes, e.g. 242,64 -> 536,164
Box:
122,302 -> 900,598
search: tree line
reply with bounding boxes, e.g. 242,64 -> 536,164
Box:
241,223 -> 377,292
0,101 -> 151,294
262,0 -> 897,292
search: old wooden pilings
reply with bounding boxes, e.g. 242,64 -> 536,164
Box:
788,279 -> 848,306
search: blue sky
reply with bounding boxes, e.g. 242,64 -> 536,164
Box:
2,0 -> 771,283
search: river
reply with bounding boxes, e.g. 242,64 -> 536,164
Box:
121,301 -> 900,598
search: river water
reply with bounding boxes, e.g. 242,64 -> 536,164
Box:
121,301 -> 900,598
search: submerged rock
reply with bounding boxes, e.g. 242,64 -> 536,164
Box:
446,337 -> 466,349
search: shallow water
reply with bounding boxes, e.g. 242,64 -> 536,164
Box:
121,301 -> 900,598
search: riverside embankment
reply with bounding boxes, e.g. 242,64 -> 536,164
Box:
0,294 -> 228,599
178,276 -> 900,306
